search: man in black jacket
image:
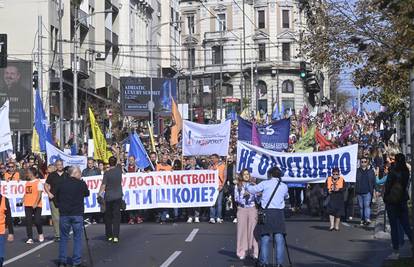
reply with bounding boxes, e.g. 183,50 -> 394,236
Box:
355,157 -> 376,225
55,166 -> 90,267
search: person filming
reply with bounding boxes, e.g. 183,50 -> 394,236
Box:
246,166 -> 289,267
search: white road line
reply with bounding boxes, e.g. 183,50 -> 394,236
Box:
4,240 -> 54,265
160,251 -> 182,267
185,228 -> 199,242
4,224 -> 91,266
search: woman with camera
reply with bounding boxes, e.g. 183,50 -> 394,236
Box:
22,167 -> 44,244
325,167 -> 346,231
235,169 -> 259,260
246,166 -> 289,267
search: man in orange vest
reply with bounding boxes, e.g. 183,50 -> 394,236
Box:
209,154 -> 227,224
0,194 -> 14,267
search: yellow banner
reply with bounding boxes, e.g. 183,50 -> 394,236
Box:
31,127 -> 40,153
88,108 -> 111,163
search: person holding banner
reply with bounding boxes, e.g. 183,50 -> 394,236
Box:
235,169 -> 259,260
209,154 -> 226,224
246,166 -> 289,267
22,167 -> 44,244
325,167 -> 346,231
186,157 -> 201,224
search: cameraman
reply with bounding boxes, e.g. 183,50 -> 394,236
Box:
246,166 -> 289,267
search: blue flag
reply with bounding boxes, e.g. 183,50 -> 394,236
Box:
128,132 -> 152,169
34,90 -> 53,151
71,144 -> 77,156
272,103 -> 280,120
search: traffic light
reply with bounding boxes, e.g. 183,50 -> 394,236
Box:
33,71 -> 38,89
0,34 -> 7,68
299,61 -> 306,79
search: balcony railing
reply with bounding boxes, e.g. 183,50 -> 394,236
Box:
204,31 -> 231,42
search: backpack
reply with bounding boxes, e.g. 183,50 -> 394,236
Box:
384,179 -> 404,205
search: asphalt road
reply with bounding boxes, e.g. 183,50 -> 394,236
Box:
2,214 -> 398,267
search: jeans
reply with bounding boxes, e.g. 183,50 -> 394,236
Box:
24,207 -> 43,239
210,190 -> 223,219
386,203 -> 413,250
105,199 -> 121,238
59,216 -> 83,265
0,234 -> 5,267
259,233 -> 285,265
357,192 -> 371,221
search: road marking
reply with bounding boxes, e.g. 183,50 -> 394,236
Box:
341,222 -> 351,227
4,240 -> 54,265
185,228 -> 199,242
4,224 -> 91,266
160,251 -> 182,267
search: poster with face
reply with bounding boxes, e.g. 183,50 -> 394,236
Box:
0,61 -> 33,130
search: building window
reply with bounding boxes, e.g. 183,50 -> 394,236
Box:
282,10 -> 290,28
282,99 -> 295,113
258,10 -> 265,29
188,48 -> 195,69
257,80 -> 267,97
282,80 -> 294,93
187,15 -> 195,34
282,43 -> 290,61
217,13 -> 226,32
212,46 -> 223,65
258,44 -> 266,62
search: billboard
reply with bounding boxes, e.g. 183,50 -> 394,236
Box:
120,77 -> 177,116
0,61 -> 33,130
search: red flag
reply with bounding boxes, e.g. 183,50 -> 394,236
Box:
315,130 -> 333,150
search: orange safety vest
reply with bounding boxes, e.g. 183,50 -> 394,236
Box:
212,163 -> 226,188
4,172 -> 20,182
326,176 -> 345,193
24,179 -> 42,208
156,164 -> 172,172
0,196 -> 6,234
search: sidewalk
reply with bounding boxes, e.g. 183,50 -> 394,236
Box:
373,196 -> 413,266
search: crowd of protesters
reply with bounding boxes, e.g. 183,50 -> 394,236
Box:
0,103 -> 411,265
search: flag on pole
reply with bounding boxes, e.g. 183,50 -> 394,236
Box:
0,101 -> 13,153
89,108 -> 112,163
170,98 -> 182,146
272,103 -> 279,120
280,103 -> 285,119
31,127 -> 40,153
251,120 -> 262,147
34,90 -> 53,152
147,121 -> 156,152
129,132 -> 153,169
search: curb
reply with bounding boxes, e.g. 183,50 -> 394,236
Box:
373,196 -> 391,240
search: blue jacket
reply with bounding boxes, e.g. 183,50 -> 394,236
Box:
355,167 -> 376,194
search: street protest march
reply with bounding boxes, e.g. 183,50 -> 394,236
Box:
237,141 -> 358,183
0,169 -> 219,217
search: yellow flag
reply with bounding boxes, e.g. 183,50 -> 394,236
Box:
170,98 -> 182,146
89,108 -> 112,163
32,127 -> 40,153
147,121 -> 156,152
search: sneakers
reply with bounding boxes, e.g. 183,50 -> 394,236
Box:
216,218 -> 224,224
233,218 -> 238,224
128,218 -> 135,225
107,237 -> 113,242
209,218 -> 216,224
54,237 -> 60,242
187,217 -> 193,224
360,220 -> 365,226
389,251 -> 399,260
38,234 -> 44,243
26,238 -> 34,244
194,217 -> 200,223
113,237 -> 119,243
365,219 -> 372,225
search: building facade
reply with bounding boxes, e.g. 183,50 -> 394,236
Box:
179,0 -> 330,121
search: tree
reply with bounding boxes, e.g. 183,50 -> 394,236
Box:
300,0 -> 414,113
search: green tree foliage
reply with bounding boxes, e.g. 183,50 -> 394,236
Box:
300,0 -> 414,113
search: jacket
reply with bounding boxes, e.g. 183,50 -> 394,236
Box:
355,167 -> 376,194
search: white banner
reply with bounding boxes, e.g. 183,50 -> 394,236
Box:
46,142 -> 87,170
0,101 -> 13,152
237,141 -> 358,183
2,170 -> 219,217
182,120 -> 231,156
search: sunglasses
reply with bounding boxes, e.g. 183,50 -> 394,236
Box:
332,173 -> 339,176
7,165 -> 14,168
361,161 -> 368,163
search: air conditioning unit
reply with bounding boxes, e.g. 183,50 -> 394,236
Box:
95,52 -> 106,61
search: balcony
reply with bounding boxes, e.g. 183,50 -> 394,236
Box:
71,54 -> 89,79
203,31 -> 234,44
